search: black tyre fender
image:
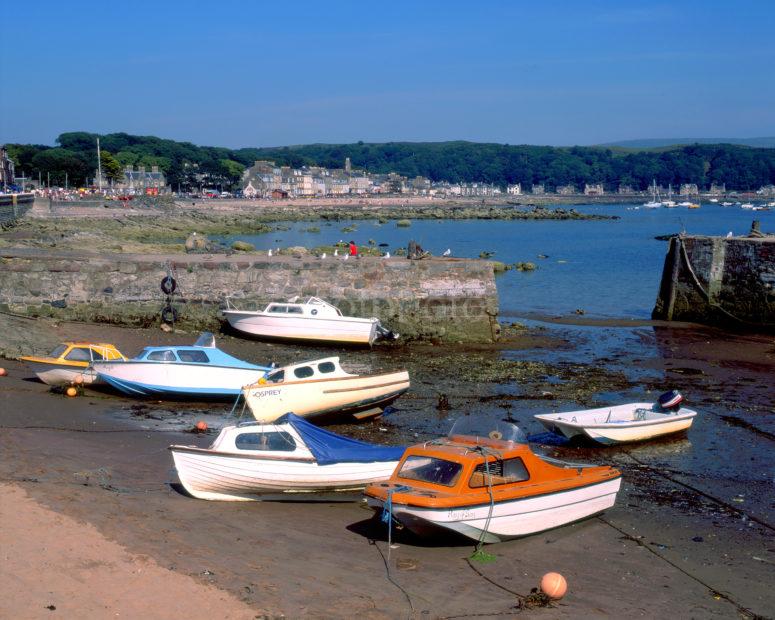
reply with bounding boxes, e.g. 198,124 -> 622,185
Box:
160,276 -> 177,295
161,305 -> 178,324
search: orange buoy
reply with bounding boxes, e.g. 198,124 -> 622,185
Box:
195,421 -> 208,432
540,572 -> 567,600
0,368 -> 7,377
65,386 -> 78,397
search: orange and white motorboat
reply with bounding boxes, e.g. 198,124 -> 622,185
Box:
364,418 -> 622,543
19,342 -> 127,386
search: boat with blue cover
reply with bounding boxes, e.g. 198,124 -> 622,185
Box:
92,332 -> 272,399
169,413 -> 405,501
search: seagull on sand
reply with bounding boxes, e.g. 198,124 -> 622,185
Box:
726,231 -> 733,238
343,253 -> 349,260
267,249 -> 272,257
321,252 -> 327,259
442,248 -> 452,256
382,251 -> 390,259
334,248 -> 339,256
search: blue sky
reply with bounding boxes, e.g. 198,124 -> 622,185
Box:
2,0 -> 774,148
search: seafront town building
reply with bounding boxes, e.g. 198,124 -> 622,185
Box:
93,165 -> 168,194
1,146 -> 16,190
7,143 -> 773,200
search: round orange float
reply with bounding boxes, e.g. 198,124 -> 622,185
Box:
65,386 -> 78,397
0,368 -> 7,377
540,572 -> 567,599
195,421 -> 208,432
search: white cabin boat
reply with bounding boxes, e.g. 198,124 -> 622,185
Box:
534,392 -> 697,445
243,356 -> 410,423
169,413 -> 405,501
223,296 -> 398,345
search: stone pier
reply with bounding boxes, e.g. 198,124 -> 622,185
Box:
652,234 -> 775,330
0,193 -> 35,227
0,249 -> 500,343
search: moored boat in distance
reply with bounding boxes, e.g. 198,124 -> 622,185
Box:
223,296 -> 398,346
533,390 -> 697,445
243,356 -> 410,423
19,342 -> 127,386
93,332 -> 272,399
643,179 -> 663,208
364,418 -> 621,543
169,413 -> 405,501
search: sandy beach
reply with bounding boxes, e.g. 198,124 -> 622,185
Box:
1,316 -> 773,619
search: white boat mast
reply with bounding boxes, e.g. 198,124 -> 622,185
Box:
97,137 -> 103,192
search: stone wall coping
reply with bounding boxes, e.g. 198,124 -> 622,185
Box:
0,248 -> 494,267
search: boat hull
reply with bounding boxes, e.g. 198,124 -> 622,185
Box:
534,404 -> 697,445
94,361 -> 268,398
244,371 -> 410,423
367,477 -> 621,542
223,310 -> 378,345
24,361 -> 100,386
170,446 -> 399,501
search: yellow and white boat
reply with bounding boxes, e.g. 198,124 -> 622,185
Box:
242,356 -> 410,424
19,342 -> 127,386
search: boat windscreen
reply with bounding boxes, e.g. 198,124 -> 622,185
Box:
193,332 -> 216,348
49,344 -> 68,358
398,455 -> 462,486
448,417 -> 527,446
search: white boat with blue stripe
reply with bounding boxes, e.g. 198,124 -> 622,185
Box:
92,332 -> 272,399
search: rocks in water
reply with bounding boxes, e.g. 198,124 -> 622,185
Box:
231,240 -> 255,252
515,262 -> 536,271
396,219 -> 412,227
185,232 -> 209,252
479,251 -> 495,258
491,261 -> 510,272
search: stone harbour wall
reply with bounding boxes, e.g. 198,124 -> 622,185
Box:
652,235 -> 775,330
0,194 -> 34,227
0,249 -> 500,342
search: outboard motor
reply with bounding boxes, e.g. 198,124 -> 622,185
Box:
658,390 -> 684,411
375,324 -> 400,341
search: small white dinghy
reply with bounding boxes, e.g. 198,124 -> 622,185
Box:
242,356 -> 410,424
169,413 -> 405,501
223,296 -> 398,345
534,391 -> 697,445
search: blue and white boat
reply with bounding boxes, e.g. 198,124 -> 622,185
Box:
92,333 -> 272,399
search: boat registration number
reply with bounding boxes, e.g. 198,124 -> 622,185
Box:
447,509 -> 476,520
252,389 -> 281,398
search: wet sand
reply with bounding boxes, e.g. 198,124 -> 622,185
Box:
1,318 -> 774,618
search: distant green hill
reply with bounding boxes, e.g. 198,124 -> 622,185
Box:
6,132 -> 775,191
599,137 -> 775,149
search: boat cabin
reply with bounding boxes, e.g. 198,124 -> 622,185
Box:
130,332 -> 269,370
209,422 -> 311,458
259,356 -> 354,385
261,296 -> 343,318
33,342 -> 125,364
366,419 -> 620,508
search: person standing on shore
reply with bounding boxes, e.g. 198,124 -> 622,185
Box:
349,240 -> 358,256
